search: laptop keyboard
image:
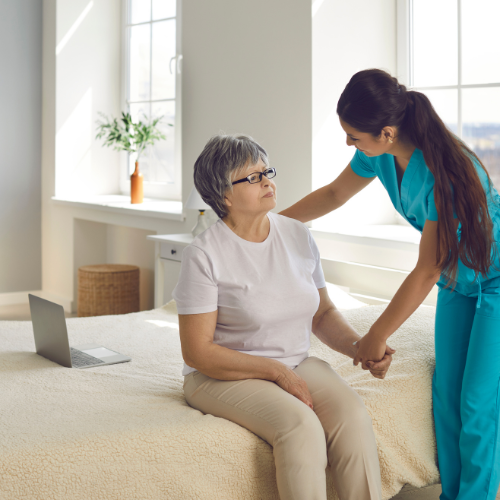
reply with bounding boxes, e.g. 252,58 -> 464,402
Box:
70,347 -> 105,368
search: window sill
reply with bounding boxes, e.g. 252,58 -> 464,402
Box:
311,224 -> 421,249
51,195 -> 184,221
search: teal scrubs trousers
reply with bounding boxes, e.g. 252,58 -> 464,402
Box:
350,147 -> 500,499
434,276 -> 500,500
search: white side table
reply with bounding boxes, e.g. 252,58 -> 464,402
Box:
147,233 -> 193,308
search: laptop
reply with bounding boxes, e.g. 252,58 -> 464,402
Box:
28,294 -> 131,369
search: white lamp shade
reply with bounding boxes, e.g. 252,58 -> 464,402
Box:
185,187 -> 210,210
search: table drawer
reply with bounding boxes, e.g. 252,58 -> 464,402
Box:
161,258 -> 182,302
160,242 -> 184,262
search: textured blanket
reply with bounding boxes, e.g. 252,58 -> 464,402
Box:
0,300 -> 440,500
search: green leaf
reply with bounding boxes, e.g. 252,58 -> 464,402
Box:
95,109 -> 169,158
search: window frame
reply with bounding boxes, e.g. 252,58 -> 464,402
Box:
120,0 -> 182,201
397,0 -> 500,138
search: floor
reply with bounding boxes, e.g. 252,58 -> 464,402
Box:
393,483 -> 500,500
392,483 -> 441,499
0,303 -> 78,321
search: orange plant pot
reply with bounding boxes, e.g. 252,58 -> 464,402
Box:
131,161 -> 143,204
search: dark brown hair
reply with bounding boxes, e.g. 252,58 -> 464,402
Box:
337,68 -> 496,281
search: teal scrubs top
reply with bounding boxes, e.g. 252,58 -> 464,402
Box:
350,148 -> 500,286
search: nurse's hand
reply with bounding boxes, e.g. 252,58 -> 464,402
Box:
353,333 -> 396,379
365,344 -> 395,379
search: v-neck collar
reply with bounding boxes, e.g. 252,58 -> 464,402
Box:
397,148 -> 421,213
394,159 -> 404,196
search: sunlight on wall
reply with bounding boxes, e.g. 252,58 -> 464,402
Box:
312,106 -> 394,232
56,1 -> 94,55
55,88 -> 92,198
311,0 -> 398,232
312,0 -> 326,17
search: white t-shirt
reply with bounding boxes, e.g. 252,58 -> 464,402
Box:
172,212 -> 326,376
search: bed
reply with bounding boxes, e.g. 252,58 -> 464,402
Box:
1,286 -> 498,500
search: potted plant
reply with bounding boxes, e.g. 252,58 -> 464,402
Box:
95,111 -> 168,204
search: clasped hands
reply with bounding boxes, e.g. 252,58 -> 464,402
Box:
274,330 -> 396,410
353,330 -> 396,380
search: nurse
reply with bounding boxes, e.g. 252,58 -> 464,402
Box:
280,69 -> 500,500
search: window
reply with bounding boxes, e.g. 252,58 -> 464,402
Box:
123,0 -> 181,200
311,0 -> 401,234
403,0 -> 500,187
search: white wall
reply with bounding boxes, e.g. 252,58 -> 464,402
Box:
34,0 -> 403,312
39,0 -> 314,311
181,0 -> 313,213
312,0 -> 398,231
42,0 -> 127,310
55,0 -> 122,199
0,0 -> 42,295
37,0 -> 403,311
42,0 -> 168,311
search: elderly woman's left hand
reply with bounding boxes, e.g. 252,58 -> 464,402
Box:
353,332 -> 396,379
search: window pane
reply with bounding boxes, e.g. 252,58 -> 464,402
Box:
152,0 -> 176,20
130,0 -> 151,24
421,89 -> 458,135
151,20 -> 176,100
311,116 -> 397,230
129,103 -> 175,184
461,0 -> 500,85
129,24 -> 151,102
129,103 -> 151,176
412,0 -> 458,87
462,88 -> 500,189
150,102 -> 176,183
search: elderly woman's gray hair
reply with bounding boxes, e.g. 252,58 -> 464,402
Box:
193,134 -> 270,219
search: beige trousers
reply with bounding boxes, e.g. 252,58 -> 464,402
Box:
183,356 -> 382,500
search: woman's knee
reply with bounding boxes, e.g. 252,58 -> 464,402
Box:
332,389 -> 372,429
274,406 -> 328,459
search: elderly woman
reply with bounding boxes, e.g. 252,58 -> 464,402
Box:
173,134 -> 395,500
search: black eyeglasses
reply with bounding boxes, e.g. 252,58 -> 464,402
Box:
231,167 -> 277,185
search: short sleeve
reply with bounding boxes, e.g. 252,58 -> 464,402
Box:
427,188 -> 458,221
172,245 -> 218,315
349,149 -> 377,178
306,229 -> 326,289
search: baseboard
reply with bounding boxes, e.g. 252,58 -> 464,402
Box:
0,290 -> 74,313
0,291 -> 37,307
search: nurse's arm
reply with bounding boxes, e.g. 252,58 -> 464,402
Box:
366,219 -> 452,343
179,311 -> 315,409
279,164 -> 375,223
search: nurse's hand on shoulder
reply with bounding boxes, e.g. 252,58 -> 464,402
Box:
353,334 -> 396,380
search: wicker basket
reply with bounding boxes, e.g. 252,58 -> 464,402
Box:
77,264 -> 140,317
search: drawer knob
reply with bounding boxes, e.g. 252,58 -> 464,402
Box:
171,249 -> 177,255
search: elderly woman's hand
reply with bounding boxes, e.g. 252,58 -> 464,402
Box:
274,365 -> 314,410
365,344 -> 396,379
354,334 -> 396,380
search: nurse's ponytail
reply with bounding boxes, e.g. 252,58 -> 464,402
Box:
337,68 -> 496,281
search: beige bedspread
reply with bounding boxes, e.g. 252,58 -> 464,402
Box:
0,301 -> 440,500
